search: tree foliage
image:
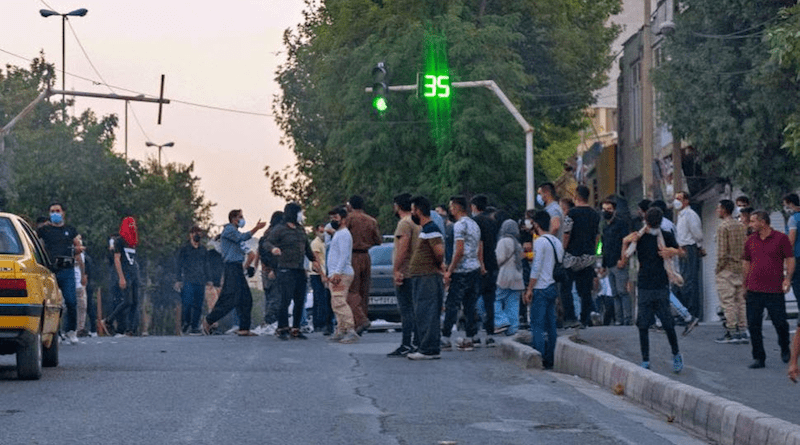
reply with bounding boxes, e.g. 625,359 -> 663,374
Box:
273,0 -> 621,230
652,0 -> 800,207
1,57 -> 213,322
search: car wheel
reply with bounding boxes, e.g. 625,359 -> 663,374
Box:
17,331 -> 43,380
42,333 -> 59,368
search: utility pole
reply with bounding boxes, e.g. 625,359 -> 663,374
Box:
642,0 -> 655,199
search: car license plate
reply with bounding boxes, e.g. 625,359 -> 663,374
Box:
369,296 -> 397,305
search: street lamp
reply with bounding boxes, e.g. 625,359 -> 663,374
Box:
145,141 -> 174,167
39,7 -> 88,119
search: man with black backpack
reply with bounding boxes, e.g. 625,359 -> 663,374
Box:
523,210 -> 564,370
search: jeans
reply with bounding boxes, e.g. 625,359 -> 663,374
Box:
262,270 -> 281,325
478,270 -> 498,334
277,268 -> 307,329
607,265 -> 631,325
670,291 -> 691,320
569,267 -> 595,326
56,268 -> 77,332
85,282 -> 97,332
559,276 -> 578,323
746,291 -> 790,363
310,274 -> 332,330
396,279 -> 419,348
530,284 -> 558,368
207,263 -> 252,331
107,269 -> 140,334
442,270 -> 480,338
637,287 -> 680,362
411,274 -> 443,355
494,288 -> 520,335
181,283 -> 206,330
677,244 -> 702,319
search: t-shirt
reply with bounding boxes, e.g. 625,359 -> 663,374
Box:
309,236 -> 326,276
544,201 -> 565,240
408,222 -> 443,277
787,212 -> 800,258
531,234 -> 564,289
743,230 -> 793,294
636,229 -> 679,290
114,236 -> 139,276
452,216 -> 481,273
393,216 -> 419,276
473,212 -> 498,271
566,206 -> 600,256
37,224 -> 78,258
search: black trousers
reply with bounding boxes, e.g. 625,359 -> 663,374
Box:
207,262 -> 252,331
746,291 -> 790,362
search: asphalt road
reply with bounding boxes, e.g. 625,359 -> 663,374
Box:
1,331 -> 709,445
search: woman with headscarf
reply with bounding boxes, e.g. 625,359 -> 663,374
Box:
103,216 -> 140,336
494,219 -> 525,336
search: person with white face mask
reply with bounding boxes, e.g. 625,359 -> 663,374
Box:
673,191 -> 704,321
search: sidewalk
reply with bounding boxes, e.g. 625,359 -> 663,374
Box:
500,323 -> 800,445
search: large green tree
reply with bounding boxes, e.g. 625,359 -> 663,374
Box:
653,0 -> 800,207
273,0 -> 620,230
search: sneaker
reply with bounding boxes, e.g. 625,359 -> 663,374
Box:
782,349 -> 791,364
641,361 -> 650,369
339,330 -> 360,344
387,345 -> 412,357
300,325 -> 314,334
66,330 -> 79,344
407,352 -> 441,360
440,337 -> 452,350
189,328 -> 203,336
748,360 -> 765,369
457,338 -> 474,351
113,333 -> 126,338
89,331 -> 98,338
715,331 -> 735,344
355,321 -> 371,335
732,332 -> 748,344
484,337 -> 496,348
323,325 -> 334,336
494,325 -> 509,335
278,329 -> 290,341
225,325 -> 240,335
590,311 -> 602,326
682,317 -> 699,336
77,329 -> 89,338
264,322 -> 277,336
329,330 -> 346,341
290,328 -> 308,340
472,337 -> 482,348
673,353 -> 684,373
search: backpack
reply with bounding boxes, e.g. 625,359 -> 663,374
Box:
543,235 -> 568,284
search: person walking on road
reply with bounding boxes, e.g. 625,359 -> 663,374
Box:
714,200 -> 748,344
742,210 -> 794,369
176,226 -> 212,335
327,207 -> 359,344
202,210 -> 265,337
563,185 -> 600,328
388,193 -> 420,357
406,196 -> 445,360
673,191 -> 704,319
522,210 -> 563,370
345,195 -> 382,334
471,194 -> 499,347
104,216 -> 141,337
621,207 -> 685,373
600,198 -> 631,325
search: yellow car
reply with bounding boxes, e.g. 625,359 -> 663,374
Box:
0,212 -> 63,380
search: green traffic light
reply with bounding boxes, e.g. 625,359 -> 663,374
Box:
373,96 -> 388,112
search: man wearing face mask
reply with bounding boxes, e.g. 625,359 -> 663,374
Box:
345,195 -> 382,334
673,191 -> 704,320
263,202 -> 320,340
782,194 -> 800,305
176,226 -> 212,335
37,202 -> 83,344
202,210 -> 265,336
600,199 -> 631,325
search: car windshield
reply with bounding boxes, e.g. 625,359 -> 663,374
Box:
0,218 -> 23,255
369,244 -> 393,266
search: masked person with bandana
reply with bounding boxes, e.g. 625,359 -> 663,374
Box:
263,202 -> 320,340
202,210 -> 266,336
104,216 -> 141,336
37,202 -> 83,344
175,226 -> 213,335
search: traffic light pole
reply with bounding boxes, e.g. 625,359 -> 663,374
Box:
365,80 -> 535,210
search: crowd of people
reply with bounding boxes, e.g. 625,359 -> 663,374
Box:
34,183 -> 800,380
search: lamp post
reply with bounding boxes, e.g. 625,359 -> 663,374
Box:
145,141 -> 174,167
39,7 -> 88,120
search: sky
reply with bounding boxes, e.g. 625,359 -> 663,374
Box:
2,0 -> 306,229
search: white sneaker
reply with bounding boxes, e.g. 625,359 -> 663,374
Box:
89,332 -> 98,338
264,322 -> 277,336
300,325 -> 314,334
225,325 -> 240,335
339,330 -> 360,344
66,330 -> 79,344
113,333 -> 125,338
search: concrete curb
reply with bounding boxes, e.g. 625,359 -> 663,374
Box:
499,337 -> 542,369
549,335 -> 800,445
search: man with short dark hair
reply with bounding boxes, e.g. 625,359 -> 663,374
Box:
327,207 -> 359,343
346,195 -> 382,334
673,191 -> 704,319
601,199 -> 631,325
37,202 -> 83,344
203,210 -> 265,336
783,193 -> 800,306
388,193 -> 420,357
621,207 -> 685,373
176,226 -> 212,335
743,210 -> 794,369
471,194 -> 498,347
563,185 -> 600,327
714,200 -> 748,344
407,195 -> 445,360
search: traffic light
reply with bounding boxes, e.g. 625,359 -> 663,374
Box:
372,62 -> 388,113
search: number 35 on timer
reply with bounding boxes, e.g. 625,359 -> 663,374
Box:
420,74 -> 450,99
